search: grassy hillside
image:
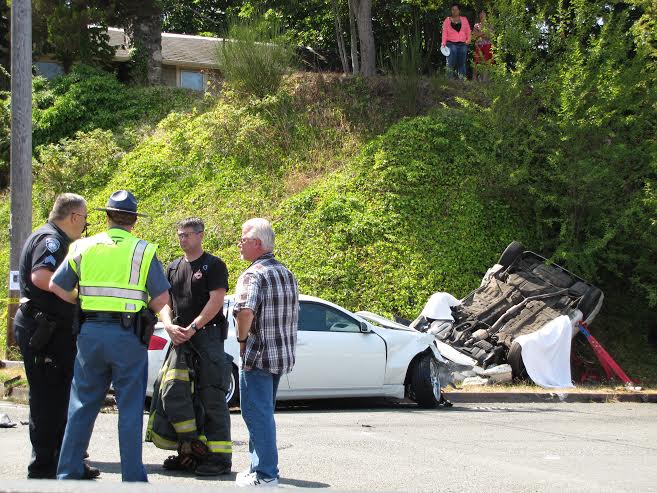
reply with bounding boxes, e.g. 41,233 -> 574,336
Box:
1,68 -> 655,385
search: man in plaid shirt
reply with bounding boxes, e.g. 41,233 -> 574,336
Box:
233,218 -> 299,488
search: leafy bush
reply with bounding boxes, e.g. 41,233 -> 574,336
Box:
33,129 -> 123,218
32,64 -> 203,148
482,2 -> 657,306
217,16 -> 296,98
276,110 -> 528,318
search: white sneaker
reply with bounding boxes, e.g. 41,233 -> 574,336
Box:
236,471 -> 279,488
236,469 -> 252,480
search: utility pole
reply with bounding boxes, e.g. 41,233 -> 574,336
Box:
7,0 -> 32,350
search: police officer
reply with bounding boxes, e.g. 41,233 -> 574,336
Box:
154,217 -> 232,475
49,190 -> 170,482
14,193 -> 99,479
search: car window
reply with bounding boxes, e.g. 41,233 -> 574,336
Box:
298,302 -> 361,333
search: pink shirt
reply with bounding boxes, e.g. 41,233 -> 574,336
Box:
441,16 -> 471,46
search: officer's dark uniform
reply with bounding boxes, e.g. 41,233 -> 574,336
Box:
14,221 -> 76,479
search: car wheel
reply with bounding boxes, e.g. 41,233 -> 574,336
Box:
226,365 -> 240,408
578,286 -> 603,321
507,342 -> 528,380
410,354 -> 442,408
498,241 -> 524,268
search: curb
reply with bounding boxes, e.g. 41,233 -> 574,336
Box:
0,360 -> 24,369
443,392 -> 657,404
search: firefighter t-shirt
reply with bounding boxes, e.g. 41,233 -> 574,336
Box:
167,252 -> 229,328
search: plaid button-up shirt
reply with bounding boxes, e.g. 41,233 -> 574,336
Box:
234,253 -> 299,374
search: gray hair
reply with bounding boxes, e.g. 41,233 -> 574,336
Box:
243,218 -> 275,252
48,193 -> 86,222
177,217 -> 205,233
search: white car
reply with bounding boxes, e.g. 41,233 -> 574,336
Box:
147,294 -> 447,408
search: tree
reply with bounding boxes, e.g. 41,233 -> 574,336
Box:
32,0 -> 114,73
101,0 -> 163,85
354,0 -> 375,75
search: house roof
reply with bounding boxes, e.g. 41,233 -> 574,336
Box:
108,27 -> 222,69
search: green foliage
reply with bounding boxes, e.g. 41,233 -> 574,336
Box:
217,15 -> 296,98
277,110 -> 527,317
481,1 -> 657,308
32,65 -> 203,149
32,0 -> 114,72
34,129 -> 123,218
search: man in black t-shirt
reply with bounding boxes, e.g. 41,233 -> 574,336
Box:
14,193 -> 98,479
158,217 -> 232,476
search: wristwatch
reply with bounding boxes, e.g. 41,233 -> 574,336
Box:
191,322 -> 198,332
237,335 -> 248,343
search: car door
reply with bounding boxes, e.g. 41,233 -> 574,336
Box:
285,301 -> 387,393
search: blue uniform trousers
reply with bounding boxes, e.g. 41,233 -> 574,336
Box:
56,321 -> 148,482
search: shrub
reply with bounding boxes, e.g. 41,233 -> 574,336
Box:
217,16 -> 296,98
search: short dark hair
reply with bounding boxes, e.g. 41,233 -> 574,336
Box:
176,217 -> 204,233
451,3 -> 461,9
107,210 -> 138,227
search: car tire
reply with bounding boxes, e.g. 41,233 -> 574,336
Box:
226,365 -> 240,408
507,342 -> 528,380
498,241 -> 524,268
410,354 -> 442,408
578,286 -> 603,321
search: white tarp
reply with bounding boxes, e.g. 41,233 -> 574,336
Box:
420,292 -> 461,321
515,315 -> 575,389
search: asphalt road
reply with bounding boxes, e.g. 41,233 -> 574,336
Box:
1,399 -> 656,492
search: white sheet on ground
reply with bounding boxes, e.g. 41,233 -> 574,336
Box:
515,315 -> 575,389
421,292 -> 461,321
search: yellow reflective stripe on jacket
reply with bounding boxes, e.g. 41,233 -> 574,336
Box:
207,441 -> 232,454
172,419 -> 197,434
163,369 -> 190,384
150,431 -> 178,450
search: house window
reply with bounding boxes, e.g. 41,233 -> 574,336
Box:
34,61 -> 64,80
180,70 -> 204,91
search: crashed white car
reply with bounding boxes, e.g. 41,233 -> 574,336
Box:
147,294 -> 447,408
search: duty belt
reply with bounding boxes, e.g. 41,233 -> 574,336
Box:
83,311 -> 123,321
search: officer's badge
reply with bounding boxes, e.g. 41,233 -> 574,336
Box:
202,264 -> 208,271
45,238 -> 60,253
194,270 -> 203,280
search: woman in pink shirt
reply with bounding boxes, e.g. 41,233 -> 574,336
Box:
441,3 -> 471,79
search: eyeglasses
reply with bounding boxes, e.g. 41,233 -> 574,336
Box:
237,237 -> 257,246
177,231 -> 203,240
72,212 -> 90,230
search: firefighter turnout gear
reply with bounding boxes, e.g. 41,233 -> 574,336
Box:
147,325 -> 233,470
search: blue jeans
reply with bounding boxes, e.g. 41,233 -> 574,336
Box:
240,367 -> 281,480
57,322 -> 148,482
447,42 -> 468,79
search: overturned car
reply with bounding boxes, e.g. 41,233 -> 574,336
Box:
409,241 -> 604,381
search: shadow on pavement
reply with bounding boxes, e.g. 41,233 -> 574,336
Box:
280,478 -> 331,488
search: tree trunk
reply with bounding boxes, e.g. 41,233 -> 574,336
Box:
130,12 -> 162,85
332,0 -> 349,74
348,0 -> 359,74
356,0 -> 375,76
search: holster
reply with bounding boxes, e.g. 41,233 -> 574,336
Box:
135,308 -> 158,346
29,311 -> 57,352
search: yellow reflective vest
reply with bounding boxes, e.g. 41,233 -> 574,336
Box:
68,228 -> 157,313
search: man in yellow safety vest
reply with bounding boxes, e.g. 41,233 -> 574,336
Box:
50,190 -> 170,482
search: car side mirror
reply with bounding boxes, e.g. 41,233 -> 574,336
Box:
359,321 -> 370,333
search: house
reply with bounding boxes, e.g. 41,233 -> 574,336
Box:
34,27 -> 223,91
